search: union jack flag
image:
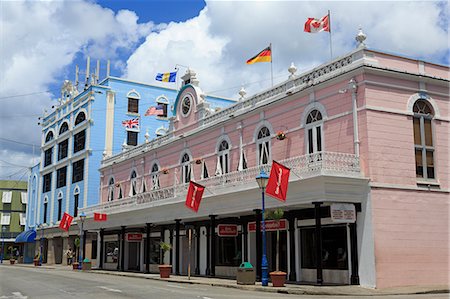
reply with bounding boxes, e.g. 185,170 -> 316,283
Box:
122,118 -> 139,129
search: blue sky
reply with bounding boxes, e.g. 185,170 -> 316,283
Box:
0,0 -> 448,180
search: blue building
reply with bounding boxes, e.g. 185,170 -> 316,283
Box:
26,66 -> 235,265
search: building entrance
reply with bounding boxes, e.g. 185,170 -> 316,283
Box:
128,242 -> 140,271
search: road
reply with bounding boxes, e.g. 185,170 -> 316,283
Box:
0,265 -> 447,299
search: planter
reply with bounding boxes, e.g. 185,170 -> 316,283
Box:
33,259 -> 41,266
158,265 -> 172,278
72,262 -> 80,270
82,261 -> 92,271
9,259 -> 15,265
270,271 -> 286,287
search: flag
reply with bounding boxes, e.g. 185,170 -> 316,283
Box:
155,71 -> 177,83
185,181 -> 205,213
265,161 -> 290,202
122,118 -> 139,129
59,212 -> 73,231
145,105 -> 164,116
94,212 -> 107,222
304,14 -> 330,33
246,46 -> 272,64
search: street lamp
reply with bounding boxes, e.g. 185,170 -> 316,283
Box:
256,169 -> 269,286
38,224 -> 44,266
78,212 -> 86,269
1,226 -> 6,264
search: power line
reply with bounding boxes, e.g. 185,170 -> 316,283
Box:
0,159 -> 31,168
0,137 -> 39,147
0,88 -> 60,101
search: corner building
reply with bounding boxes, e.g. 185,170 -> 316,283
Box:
82,46 -> 449,288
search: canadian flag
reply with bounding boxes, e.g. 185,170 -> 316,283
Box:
185,181 -> 205,213
59,212 -> 74,232
94,213 -> 108,222
265,161 -> 291,202
304,14 -> 330,33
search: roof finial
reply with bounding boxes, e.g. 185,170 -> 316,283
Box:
355,27 -> 367,48
288,62 -> 297,79
238,86 -> 246,101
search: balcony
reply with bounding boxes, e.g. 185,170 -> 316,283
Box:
81,152 -> 361,216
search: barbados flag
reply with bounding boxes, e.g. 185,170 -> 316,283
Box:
155,71 -> 177,83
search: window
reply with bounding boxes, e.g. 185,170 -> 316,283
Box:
151,164 -> 160,190
44,147 -> 53,167
144,237 -> 161,264
107,178 -> 115,201
257,126 -> 271,165
305,110 -> 323,155
413,100 -> 435,180
73,130 -> 86,153
217,140 -> 230,175
45,131 -> 54,143
129,171 -> 138,196
19,213 -> 26,226
238,150 -> 247,171
43,173 -> 52,193
156,96 -> 169,118
181,153 -> 191,183
118,186 -> 123,199
74,112 -> 86,126
91,240 -> 98,259
128,98 -> 139,113
105,241 -> 119,263
1,191 -> 12,203
74,193 -> 79,217
58,139 -> 69,160
216,235 -> 242,266
59,122 -> 69,135
72,159 -> 84,183
43,198 -> 48,223
57,193 -> 63,221
20,192 -> 27,204
301,226 -> 348,270
56,166 -> 67,188
201,161 -> 209,179
0,212 -> 11,225
181,96 -> 191,116
127,131 -> 138,146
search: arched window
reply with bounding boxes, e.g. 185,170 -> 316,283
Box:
151,163 -> 160,190
75,112 -> 86,126
216,140 -> 230,175
129,171 -> 138,196
45,131 -> 54,143
43,196 -> 48,224
257,126 -> 271,165
73,187 -> 80,217
59,122 -> 69,135
305,109 -> 323,155
57,192 -> 63,221
413,100 -> 435,179
108,178 -> 115,201
181,153 -> 191,183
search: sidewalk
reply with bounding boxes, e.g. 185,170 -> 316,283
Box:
9,263 -> 450,296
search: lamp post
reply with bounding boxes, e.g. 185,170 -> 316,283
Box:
256,169 -> 269,286
1,226 -> 6,264
38,224 -> 44,265
78,212 -> 86,269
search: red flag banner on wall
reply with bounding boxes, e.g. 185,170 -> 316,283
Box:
185,181 -> 205,213
59,212 -> 74,231
265,161 -> 291,202
94,213 -> 108,222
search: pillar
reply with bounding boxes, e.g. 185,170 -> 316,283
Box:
209,215 -> 216,277
175,219 -> 181,275
195,226 -> 200,275
145,223 -> 151,274
314,202 -> 323,285
254,209 -> 262,281
350,222 -> 360,285
288,214 -> 297,281
120,226 -> 125,271
99,229 -> 104,269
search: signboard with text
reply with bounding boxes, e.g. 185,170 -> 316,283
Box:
127,233 -> 143,241
217,224 -> 238,237
248,219 -> 287,232
330,203 -> 356,223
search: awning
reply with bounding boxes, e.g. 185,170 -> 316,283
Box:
15,229 -> 37,243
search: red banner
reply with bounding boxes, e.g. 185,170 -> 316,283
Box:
127,233 -> 142,241
265,161 -> 290,202
59,212 -> 73,231
248,219 -> 287,232
94,212 -> 108,222
218,224 -> 238,237
185,181 -> 205,213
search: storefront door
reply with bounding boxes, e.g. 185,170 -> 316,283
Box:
128,242 -> 140,271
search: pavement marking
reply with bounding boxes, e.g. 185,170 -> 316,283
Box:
166,284 -> 186,289
97,286 -> 122,293
202,297 -> 214,299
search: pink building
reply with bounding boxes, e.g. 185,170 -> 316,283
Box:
82,39 -> 449,288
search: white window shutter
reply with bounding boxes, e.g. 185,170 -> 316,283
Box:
2,191 -> 12,203
21,192 -> 28,204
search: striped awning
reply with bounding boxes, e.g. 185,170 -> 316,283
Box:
15,229 -> 36,243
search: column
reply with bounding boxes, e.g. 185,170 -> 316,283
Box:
145,223 -> 151,274
169,227 -> 173,268
254,209 -> 262,281
99,229 -> 104,269
350,222 -> 360,285
241,218 -> 248,262
82,230 -> 87,261
205,224 -> 210,276
175,220 -> 181,275
116,232 -> 120,270
120,226 -> 125,271
288,214 -> 297,281
209,215 -> 216,277
314,202 -> 323,285
195,226 -> 200,275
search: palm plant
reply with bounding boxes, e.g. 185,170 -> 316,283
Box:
265,208 -> 284,272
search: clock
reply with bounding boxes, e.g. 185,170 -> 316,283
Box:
181,97 -> 191,116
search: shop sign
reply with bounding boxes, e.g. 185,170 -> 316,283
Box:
248,219 -> 287,232
127,233 -> 142,241
218,224 -> 238,237
330,203 -> 356,223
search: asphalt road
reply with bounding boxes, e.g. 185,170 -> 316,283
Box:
0,265 -> 447,299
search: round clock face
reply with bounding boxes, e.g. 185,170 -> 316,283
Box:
181,97 -> 191,116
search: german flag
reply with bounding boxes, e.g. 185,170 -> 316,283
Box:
246,46 -> 272,64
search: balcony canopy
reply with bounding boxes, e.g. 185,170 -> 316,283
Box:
15,229 -> 36,243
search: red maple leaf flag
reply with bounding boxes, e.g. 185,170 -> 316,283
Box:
94,212 -> 108,222
185,181 -> 205,213
59,212 -> 74,231
304,14 -> 330,33
265,161 -> 291,202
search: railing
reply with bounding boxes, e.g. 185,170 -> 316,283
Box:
81,152 -> 360,216
0,232 -> 21,239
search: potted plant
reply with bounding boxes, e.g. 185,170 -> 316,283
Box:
195,158 -> 202,165
276,131 -> 286,140
158,241 -> 172,278
266,208 -> 287,287
33,253 -> 41,266
72,237 -> 80,270
8,246 -> 15,265
162,168 -> 169,175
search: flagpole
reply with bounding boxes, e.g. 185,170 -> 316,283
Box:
270,43 -> 274,87
328,10 -> 333,60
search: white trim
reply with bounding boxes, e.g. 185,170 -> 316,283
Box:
180,94 -> 194,118
126,89 -> 141,99
407,92 -> 441,118
300,101 -> 328,128
156,95 -> 169,104
74,109 -> 88,127
58,121 -> 70,137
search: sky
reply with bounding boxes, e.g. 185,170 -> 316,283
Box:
0,0 -> 449,180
